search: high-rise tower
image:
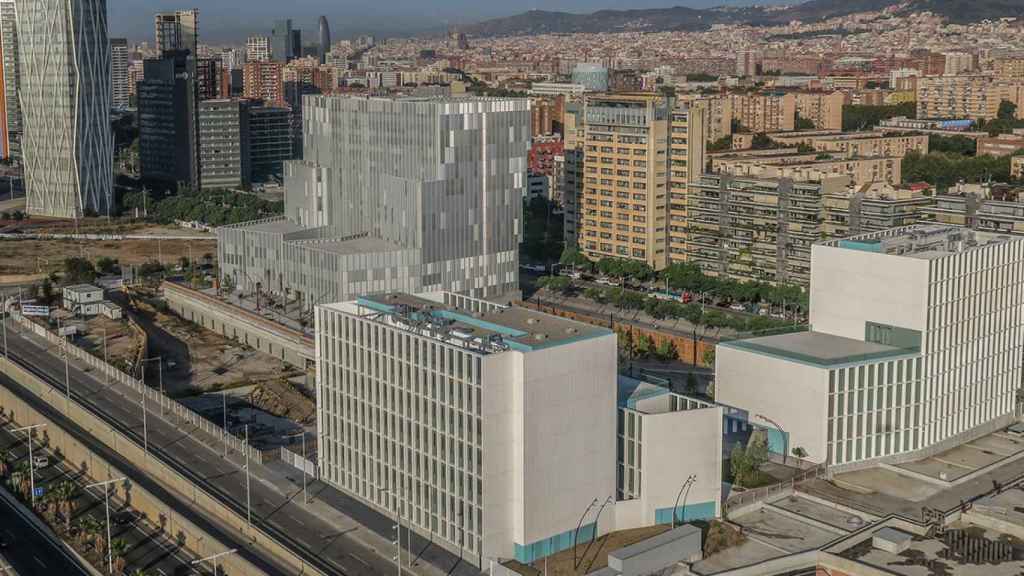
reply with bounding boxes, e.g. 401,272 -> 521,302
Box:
0,0 -> 19,161
317,16 -> 330,64
17,0 -> 113,218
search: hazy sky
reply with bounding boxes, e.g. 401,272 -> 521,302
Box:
108,0 -> 787,43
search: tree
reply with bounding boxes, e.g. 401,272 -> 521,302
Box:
537,275 -> 572,294
559,246 -> 591,271
63,257 -> 97,283
842,102 -> 916,131
95,256 -> 119,275
929,134 -> 976,156
635,334 -> 654,359
792,446 -> 808,459
708,135 -> 733,152
750,133 -> 778,150
39,278 -> 54,305
685,372 -> 699,394
730,432 -> 770,487
998,99 -> 1018,121
111,538 -> 129,574
794,113 -> 816,130
654,338 -> 678,361
702,347 -> 716,368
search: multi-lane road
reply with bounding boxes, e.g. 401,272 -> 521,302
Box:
0,316 -> 479,576
0,420 -> 199,576
0,486 -> 90,576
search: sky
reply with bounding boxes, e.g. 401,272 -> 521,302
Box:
108,0 -> 791,43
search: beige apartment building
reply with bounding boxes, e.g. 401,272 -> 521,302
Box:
730,93 -> 795,133
561,103 -> 584,246
769,131 -> 928,158
1013,155 -> 1024,179
977,131 -> 1024,157
579,94 -> 670,270
711,150 -> 902,186
667,101 -> 707,262
916,75 -> 1024,120
793,91 -> 846,130
677,93 -> 732,143
993,57 -> 1024,81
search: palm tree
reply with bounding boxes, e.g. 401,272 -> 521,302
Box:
51,481 -> 78,532
110,538 -> 129,575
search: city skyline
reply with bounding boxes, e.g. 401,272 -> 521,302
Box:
106,0 -> 790,42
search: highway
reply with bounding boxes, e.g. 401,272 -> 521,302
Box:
0,418 -> 201,576
0,486 -> 89,576
0,318 -> 475,576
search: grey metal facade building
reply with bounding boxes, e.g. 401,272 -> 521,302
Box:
198,99 -> 249,190
137,51 -> 197,191
248,104 -> 292,180
110,38 -> 129,110
218,96 -> 529,312
271,19 -> 292,62
17,0 -> 113,218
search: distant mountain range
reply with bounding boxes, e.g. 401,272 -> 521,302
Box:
464,0 -> 1024,37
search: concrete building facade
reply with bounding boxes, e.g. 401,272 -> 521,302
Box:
0,0 -> 18,161
217,96 -> 529,311
579,93 -> 670,270
198,99 -> 250,190
717,225 -> 1024,467
17,0 -> 113,218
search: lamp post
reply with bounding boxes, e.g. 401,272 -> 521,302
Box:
572,498 -> 598,568
85,476 -> 125,575
755,413 -> 788,465
191,548 -> 237,576
11,423 -> 45,506
99,327 -> 109,387
376,486 -> 401,576
140,356 -> 163,414
244,424 -> 251,526
286,430 -> 309,504
672,474 -> 697,529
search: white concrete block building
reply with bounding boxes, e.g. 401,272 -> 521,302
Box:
717,225 -> 1024,468
315,291 -> 618,567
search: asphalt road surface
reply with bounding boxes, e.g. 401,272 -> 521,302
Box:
0,420 -> 201,576
0,487 -> 89,576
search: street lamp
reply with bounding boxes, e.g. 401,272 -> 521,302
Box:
285,430 -> 310,505
671,474 -> 697,529
755,413 -> 788,465
244,425 -> 251,527
85,476 -> 125,575
11,423 -> 45,506
191,548 -> 237,576
140,356 -> 164,414
98,327 -> 109,387
376,486 -> 402,576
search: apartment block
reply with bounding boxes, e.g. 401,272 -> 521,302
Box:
922,183 -> 1024,235
822,182 -> 934,239
0,0 -> 18,160
993,56 -> 1024,81
1014,155 -> 1024,179
771,131 -> 928,159
977,132 -> 1024,157
667,101 -> 707,262
243,61 -> 284,104
916,75 -> 1024,120
730,93 -> 795,133
711,150 -> 901,186
717,225 -> 1024,467
793,91 -> 846,131
198,99 -> 250,190
579,94 -> 670,270
246,35 -> 271,63
560,102 -> 584,247
678,93 -> 732,143
688,173 -> 852,285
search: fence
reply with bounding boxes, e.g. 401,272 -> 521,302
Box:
723,463 -> 829,516
10,313 -> 266,464
279,446 -> 318,478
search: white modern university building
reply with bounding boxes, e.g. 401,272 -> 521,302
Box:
717,225 -> 1024,468
17,0 -> 113,218
218,96 -> 530,311
315,291 -> 723,568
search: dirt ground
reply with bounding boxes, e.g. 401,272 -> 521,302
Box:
509,525 -> 672,575
129,296 -> 297,397
76,315 -> 144,371
249,379 -> 315,425
0,237 -> 217,278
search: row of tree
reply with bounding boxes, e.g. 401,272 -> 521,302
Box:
121,188 -> 283,226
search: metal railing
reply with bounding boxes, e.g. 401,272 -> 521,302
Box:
11,313 -> 265,464
723,463 -> 829,516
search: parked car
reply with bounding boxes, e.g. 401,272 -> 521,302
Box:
32,454 -> 48,469
595,277 -> 620,287
729,303 -> 746,312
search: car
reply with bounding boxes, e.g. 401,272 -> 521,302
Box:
595,278 -> 619,287
32,454 -> 48,469
729,303 -> 746,312
113,511 -> 142,526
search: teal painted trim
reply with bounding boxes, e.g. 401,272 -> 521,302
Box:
514,522 -> 596,564
504,340 -> 534,353
838,239 -> 883,252
355,298 -> 395,314
431,310 -> 529,337
719,340 -> 920,370
654,501 -> 716,525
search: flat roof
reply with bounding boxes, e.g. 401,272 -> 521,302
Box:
826,224 -> 1021,260
720,331 -> 917,368
304,236 -> 403,255
237,219 -> 304,235
610,524 -> 701,561
63,284 -> 102,294
349,292 -> 612,353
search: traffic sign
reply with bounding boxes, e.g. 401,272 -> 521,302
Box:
21,305 -> 49,317
33,487 -> 44,498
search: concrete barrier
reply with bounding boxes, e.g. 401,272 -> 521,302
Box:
0,355 -> 326,576
0,485 -> 104,576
